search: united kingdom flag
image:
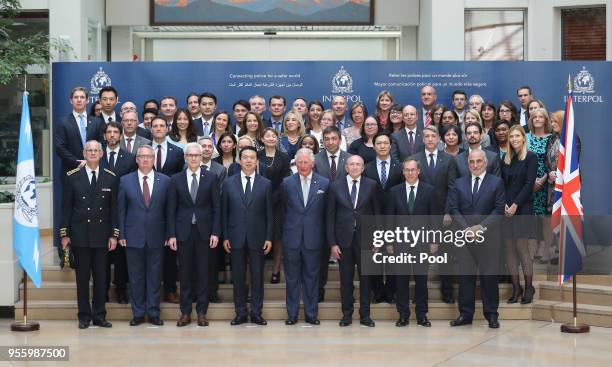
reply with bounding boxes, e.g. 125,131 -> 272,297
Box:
551,80 -> 584,286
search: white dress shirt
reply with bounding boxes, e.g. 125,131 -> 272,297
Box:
151,139 -> 168,169
376,156 -> 391,180
106,146 -> 120,163
346,175 -> 361,207
471,172 -> 486,193
138,170 -> 154,194
425,148 -> 438,167
326,149 -> 341,168
187,167 -> 201,192
405,180 -> 419,200
85,165 -> 99,184
101,111 -> 117,123
241,171 -> 256,193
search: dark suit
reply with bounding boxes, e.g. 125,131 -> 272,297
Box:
153,141 -> 186,294
221,173 -> 273,318
411,149 -> 459,299
455,149 -> 502,178
501,151 -> 538,239
327,175 -> 380,319
60,167 -> 118,323
203,161 -> 227,296
120,135 -> 151,156
387,181 -> 437,319
314,149 -> 350,298
137,126 -> 152,141
194,117 -> 213,137
280,173 -> 330,320
363,157 -> 403,301
118,171 -> 171,319
55,113 -> 104,173
448,173 -> 505,321
168,168 -> 221,316
100,148 -> 136,298
391,128 -> 424,162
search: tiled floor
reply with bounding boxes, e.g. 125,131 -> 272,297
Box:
1,319 -> 610,366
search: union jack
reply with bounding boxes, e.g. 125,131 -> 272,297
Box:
551,81 -> 584,286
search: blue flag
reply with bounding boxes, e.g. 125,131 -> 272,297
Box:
13,92 -> 41,288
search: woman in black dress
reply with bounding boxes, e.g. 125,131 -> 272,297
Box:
258,128 -> 291,284
502,125 -> 538,304
348,116 -> 380,164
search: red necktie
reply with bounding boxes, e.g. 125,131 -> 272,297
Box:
425,111 -> 431,127
156,145 -> 162,172
143,176 -> 151,206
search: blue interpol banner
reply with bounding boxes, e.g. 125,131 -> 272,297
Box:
51,61 -> 612,244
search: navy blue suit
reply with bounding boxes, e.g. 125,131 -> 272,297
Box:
280,173 -> 329,320
448,173 -> 505,321
326,175 -> 381,319
387,181 -> 438,319
118,171 -> 171,319
167,168 -> 221,316
55,114 -> 104,173
221,173 -> 273,318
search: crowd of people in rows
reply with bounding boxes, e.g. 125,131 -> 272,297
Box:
55,84 -> 572,330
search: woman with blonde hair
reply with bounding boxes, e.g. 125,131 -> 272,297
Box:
502,125 -> 538,304
374,90 -> 394,129
280,110 -> 306,160
342,102 -> 367,145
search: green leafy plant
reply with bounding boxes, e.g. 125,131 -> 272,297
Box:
0,0 -> 72,85
0,190 -> 14,203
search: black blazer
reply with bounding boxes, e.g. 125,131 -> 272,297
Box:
100,148 -> 137,177
448,173 -> 505,230
411,150 -> 458,215
326,175 -> 380,249
455,149 -> 502,178
60,167 -> 118,247
257,149 -> 291,205
155,143 -> 185,176
167,168 -> 221,242
55,114 -> 104,172
348,138 -> 376,164
137,126 -> 152,141
501,151 -> 537,214
387,181 -> 439,239
221,173 -> 273,249
390,128 -> 425,162
363,158 -> 403,212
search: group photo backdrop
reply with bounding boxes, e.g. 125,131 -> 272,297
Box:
51,61 -> 612,248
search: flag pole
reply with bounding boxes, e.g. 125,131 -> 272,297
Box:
11,271 -> 40,331
10,79 -> 40,332
559,75 -> 589,334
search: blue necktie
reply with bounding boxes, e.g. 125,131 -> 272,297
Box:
472,176 -> 480,200
78,114 -> 87,146
245,176 -> 252,200
380,161 -> 387,188
428,153 -> 436,176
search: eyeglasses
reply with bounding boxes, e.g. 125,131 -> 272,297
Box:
390,111 -> 402,116
499,109 -> 511,113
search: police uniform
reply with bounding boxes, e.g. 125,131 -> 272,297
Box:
60,166 -> 119,325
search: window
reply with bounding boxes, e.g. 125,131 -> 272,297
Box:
465,10 -> 525,61
0,14 -> 50,177
562,7 -> 606,60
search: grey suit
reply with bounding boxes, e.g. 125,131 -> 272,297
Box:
120,134 -> 151,155
314,150 -> 350,182
391,128 -> 425,162
455,149 -> 501,178
204,160 -> 227,192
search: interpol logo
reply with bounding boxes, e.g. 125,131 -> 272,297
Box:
573,66 -> 595,94
90,67 -> 112,96
15,175 -> 38,226
332,66 -> 353,94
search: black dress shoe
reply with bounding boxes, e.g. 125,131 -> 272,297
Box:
442,295 -> 455,304
209,292 -> 222,303
230,315 -> 248,326
416,316 -> 431,327
116,290 -> 128,304
149,317 -> 164,326
450,315 -> 472,327
92,319 -> 112,328
360,317 -> 375,327
129,317 -> 145,326
251,315 -> 267,325
395,317 -> 409,327
305,318 -> 320,325
78,320 -> 89,329
339,316 -> 352,327
285,317 -> 298,325
488,316 -> 500,329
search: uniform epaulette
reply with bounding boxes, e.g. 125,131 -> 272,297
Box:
104,168 -> 116,176
66,167 -> 80,176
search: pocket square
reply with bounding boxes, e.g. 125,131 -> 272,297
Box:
102,188 -> 112,192
317,190 -> 325,194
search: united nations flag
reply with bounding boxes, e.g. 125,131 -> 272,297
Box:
13,91 -> 41,288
